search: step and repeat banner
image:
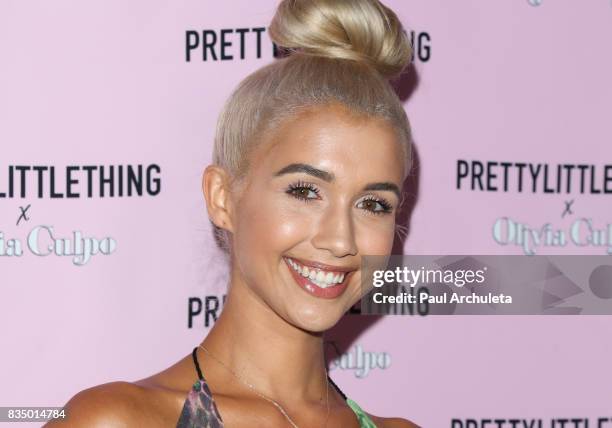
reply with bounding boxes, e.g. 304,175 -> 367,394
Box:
1,1 -> 611,426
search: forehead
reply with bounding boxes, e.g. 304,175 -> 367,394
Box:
251,104 -> 405,183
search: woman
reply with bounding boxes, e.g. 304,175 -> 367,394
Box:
47,0 -> 418,426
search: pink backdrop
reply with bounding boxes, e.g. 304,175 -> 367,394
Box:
1,1 -> 611,426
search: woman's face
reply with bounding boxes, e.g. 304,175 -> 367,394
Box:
229,104 -> 405,332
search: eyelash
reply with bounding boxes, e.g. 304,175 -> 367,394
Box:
284,181 -> 393,216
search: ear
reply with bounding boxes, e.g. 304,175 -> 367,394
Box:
202,165 -> 236,233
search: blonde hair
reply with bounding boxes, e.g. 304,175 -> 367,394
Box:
212,0 -> 413,253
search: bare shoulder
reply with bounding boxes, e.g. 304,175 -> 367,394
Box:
370,414 -> 421,428
43,381 -> 146,427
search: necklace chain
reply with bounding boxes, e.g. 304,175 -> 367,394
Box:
198,344 -> 330,428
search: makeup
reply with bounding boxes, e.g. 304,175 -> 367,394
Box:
283,256 -> 353,299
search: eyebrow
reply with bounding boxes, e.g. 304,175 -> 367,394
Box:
273,163 -> 401,199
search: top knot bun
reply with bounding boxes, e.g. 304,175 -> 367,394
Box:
269,0 -> 412,79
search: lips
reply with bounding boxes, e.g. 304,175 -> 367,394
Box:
283,256 -> 353,299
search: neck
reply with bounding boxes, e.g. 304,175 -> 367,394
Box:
200,272 -> 330,403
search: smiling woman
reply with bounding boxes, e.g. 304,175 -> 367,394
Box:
46,0 -> 418,427
214,104 -> 407,335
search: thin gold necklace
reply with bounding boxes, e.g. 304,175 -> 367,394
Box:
198,344 -> 330,428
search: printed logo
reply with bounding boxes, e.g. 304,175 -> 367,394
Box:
455,160 -> 612,254
185,28 -> 432,63
326,342 -> 391,378
0,226 -> 117,266
187,294 -> 227,328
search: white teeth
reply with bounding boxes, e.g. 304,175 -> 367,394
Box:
286,257 -> 348,289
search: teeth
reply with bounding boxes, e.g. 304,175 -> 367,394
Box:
286,258 -> 347,289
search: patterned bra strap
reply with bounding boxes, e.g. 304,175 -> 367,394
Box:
327,374 -> 347,400
191,346 -> 204,380
346,398 -> 378,428
189,347 -> 375,427
193,346 -> 346,398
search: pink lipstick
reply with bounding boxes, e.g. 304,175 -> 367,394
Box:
283,256 -> 353,299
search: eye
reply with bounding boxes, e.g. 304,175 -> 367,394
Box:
357,196 -> 393,215
285,180 -> 321,202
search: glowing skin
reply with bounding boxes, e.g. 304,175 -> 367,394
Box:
217,103 -> 405,333
197,104 -> 405,421
56,104 -> 411,428
115,104 -> 408,427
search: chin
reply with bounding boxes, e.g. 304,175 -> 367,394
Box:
289,307 -> 346,333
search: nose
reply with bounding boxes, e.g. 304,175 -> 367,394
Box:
311,202 -> 358,258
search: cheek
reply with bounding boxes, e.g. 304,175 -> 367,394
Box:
355,218 -> 396,255
234,189 -> 314,257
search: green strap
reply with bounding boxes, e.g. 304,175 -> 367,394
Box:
346,397 -> 378,428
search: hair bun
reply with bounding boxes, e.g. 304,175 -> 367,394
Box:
269,0 -> 412,79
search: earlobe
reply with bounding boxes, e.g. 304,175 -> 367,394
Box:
202,165 -> 235,233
